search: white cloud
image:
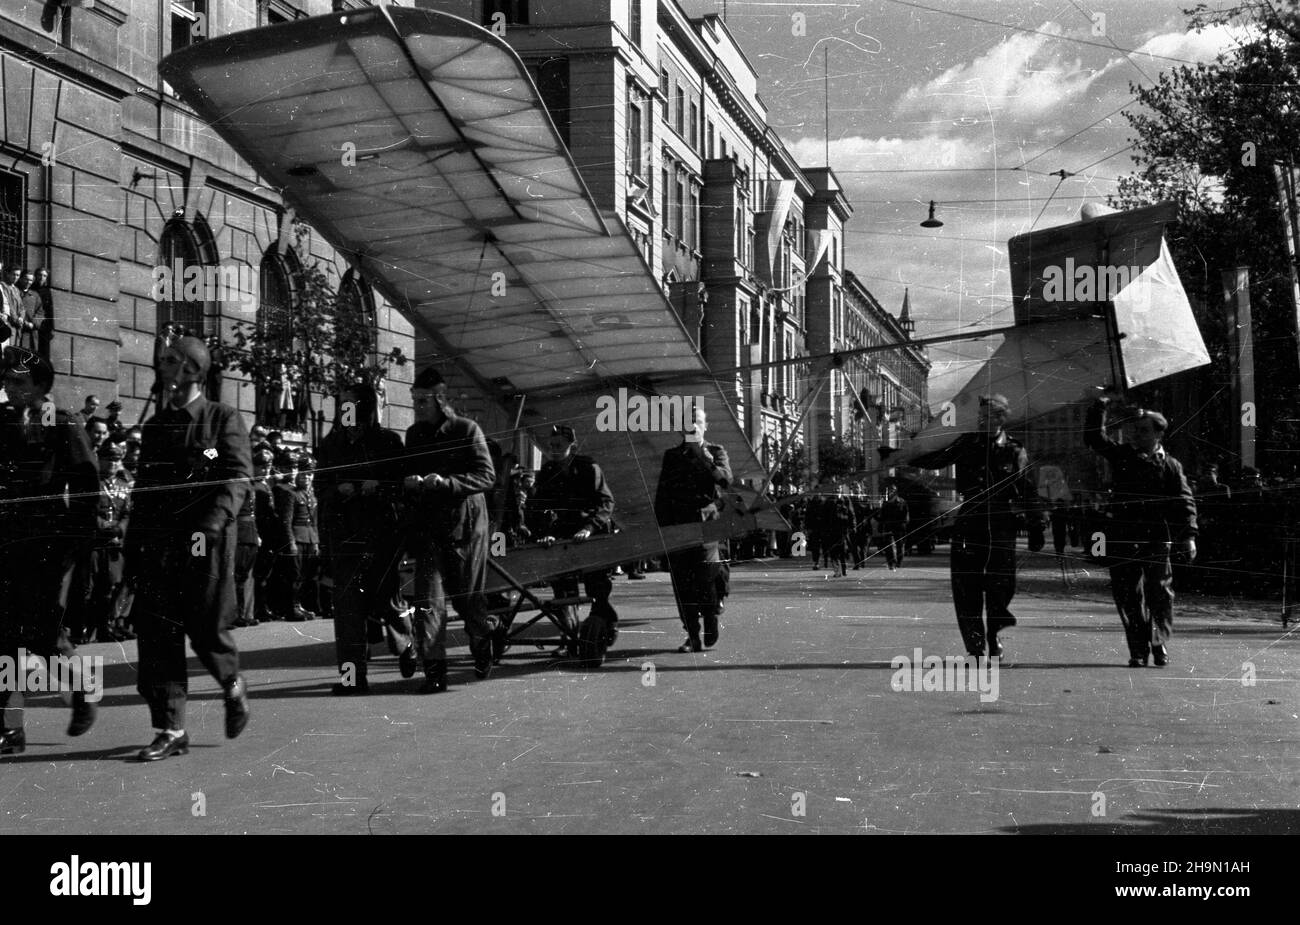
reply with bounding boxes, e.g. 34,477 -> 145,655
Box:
1131,22 -> 1260,63
893,25 -> 1103,122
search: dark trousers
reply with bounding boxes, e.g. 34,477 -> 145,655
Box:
1108,542 -> 1174,658
410,535 -> 498,666
68,545 -> 125,638
551,569 -> 618,636
880,524 -> 906,568
299,549 -> 323,615
271,550 -> 301,615
667,544 -> 720,638
253,546 -> 275,619
0,536 -> 78,729
234,543 -> 259,624
328,534 -> 411,677
950,518 -> 1018,654
134,529 -> 240,731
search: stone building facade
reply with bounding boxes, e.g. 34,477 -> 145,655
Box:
0,0 -> 415,435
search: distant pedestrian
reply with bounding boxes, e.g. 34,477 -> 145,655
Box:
877,483 -> 910,570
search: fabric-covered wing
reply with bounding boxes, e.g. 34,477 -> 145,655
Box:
884,202 -> 1209,469
160,6 -> 779,541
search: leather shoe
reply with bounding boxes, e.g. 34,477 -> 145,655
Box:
1152,645 -> 1168,667
224,676 -> 250,739
0,727 -> 26,755
677,635 -> 703,653
987,636 -> 1004,658
67,692 -> 97,737
137,731 -> 189,762
399,645 -> 418,679
420,661 -> 448,694
471,638 -> 493,679
1128,656 -> 1148,668
703,614 -> 720,648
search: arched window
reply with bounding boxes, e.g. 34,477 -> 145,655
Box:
258,248 -> 297,354
338,269 -> 378,363
157,218 -> 211,337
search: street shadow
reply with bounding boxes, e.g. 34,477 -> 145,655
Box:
0,741 -> 220,764
1000,807 -> 1300,835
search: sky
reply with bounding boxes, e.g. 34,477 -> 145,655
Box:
676,0 -> 1252,402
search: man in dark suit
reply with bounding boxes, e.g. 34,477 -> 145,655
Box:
316,381 -> 412,694
909,394 -> 1043,659
654,408 -> 731,653
0,347 -> 100,755
127,336 -> 251,761
1085,397 -> 1197,667
398,368 -> 499,693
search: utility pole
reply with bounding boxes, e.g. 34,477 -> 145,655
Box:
1223,267 -> 1255,472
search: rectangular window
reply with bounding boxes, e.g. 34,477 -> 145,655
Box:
674,89 -> 685,136
0,170 -> 27,274
171,1 -> 208,53
689,101 -> 699,151
530,58 -> 571,147
674,172 -> 686,240
706,120 -> 714,159
266,0 -> 305,24
689,185 -> 700,250
627,83 -> 644,179
483,0 -> 529,26
659,68 -> 669,118
630,0 -> 642,46
662,165 -> 670,236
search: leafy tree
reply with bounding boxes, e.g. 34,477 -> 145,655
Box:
1114,0 -> 1300,477
817,437 -> 858,482
230,222 -> 406,438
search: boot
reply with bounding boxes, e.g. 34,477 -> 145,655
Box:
420,660 -> 447,693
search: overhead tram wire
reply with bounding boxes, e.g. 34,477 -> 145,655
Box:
879,0 -> 1202,66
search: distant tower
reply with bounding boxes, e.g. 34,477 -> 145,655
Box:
899,288 -> 916,337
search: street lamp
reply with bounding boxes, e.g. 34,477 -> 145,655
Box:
920,200 -> 943,228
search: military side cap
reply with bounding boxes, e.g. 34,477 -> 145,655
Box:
551,424 -> 576,443
97,441 -> 126,461
979,393 -> 1010,413
1137,409 -> 1168,430
2,345 -> 53,381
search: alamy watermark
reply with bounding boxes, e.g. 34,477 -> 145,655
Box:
889,648 -> 999,703
1042,258 -> 1153,311
0,649 -> 104,702
594,388 -> 704,433
150,260 -> 256,311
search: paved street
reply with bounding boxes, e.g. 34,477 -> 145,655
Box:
2,549 -> 1297,835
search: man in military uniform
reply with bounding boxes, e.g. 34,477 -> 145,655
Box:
316,381 -> 413,694
0,347 -> 100,755
127,336 -> 251,761
69,441 -> 134,643
1085,397 -> 1197,667
251,445 -> 285,622
909,394 -> 1042,658
399,368 -> 499,693
654,407 -> 731,653
526,424 -> 618,654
